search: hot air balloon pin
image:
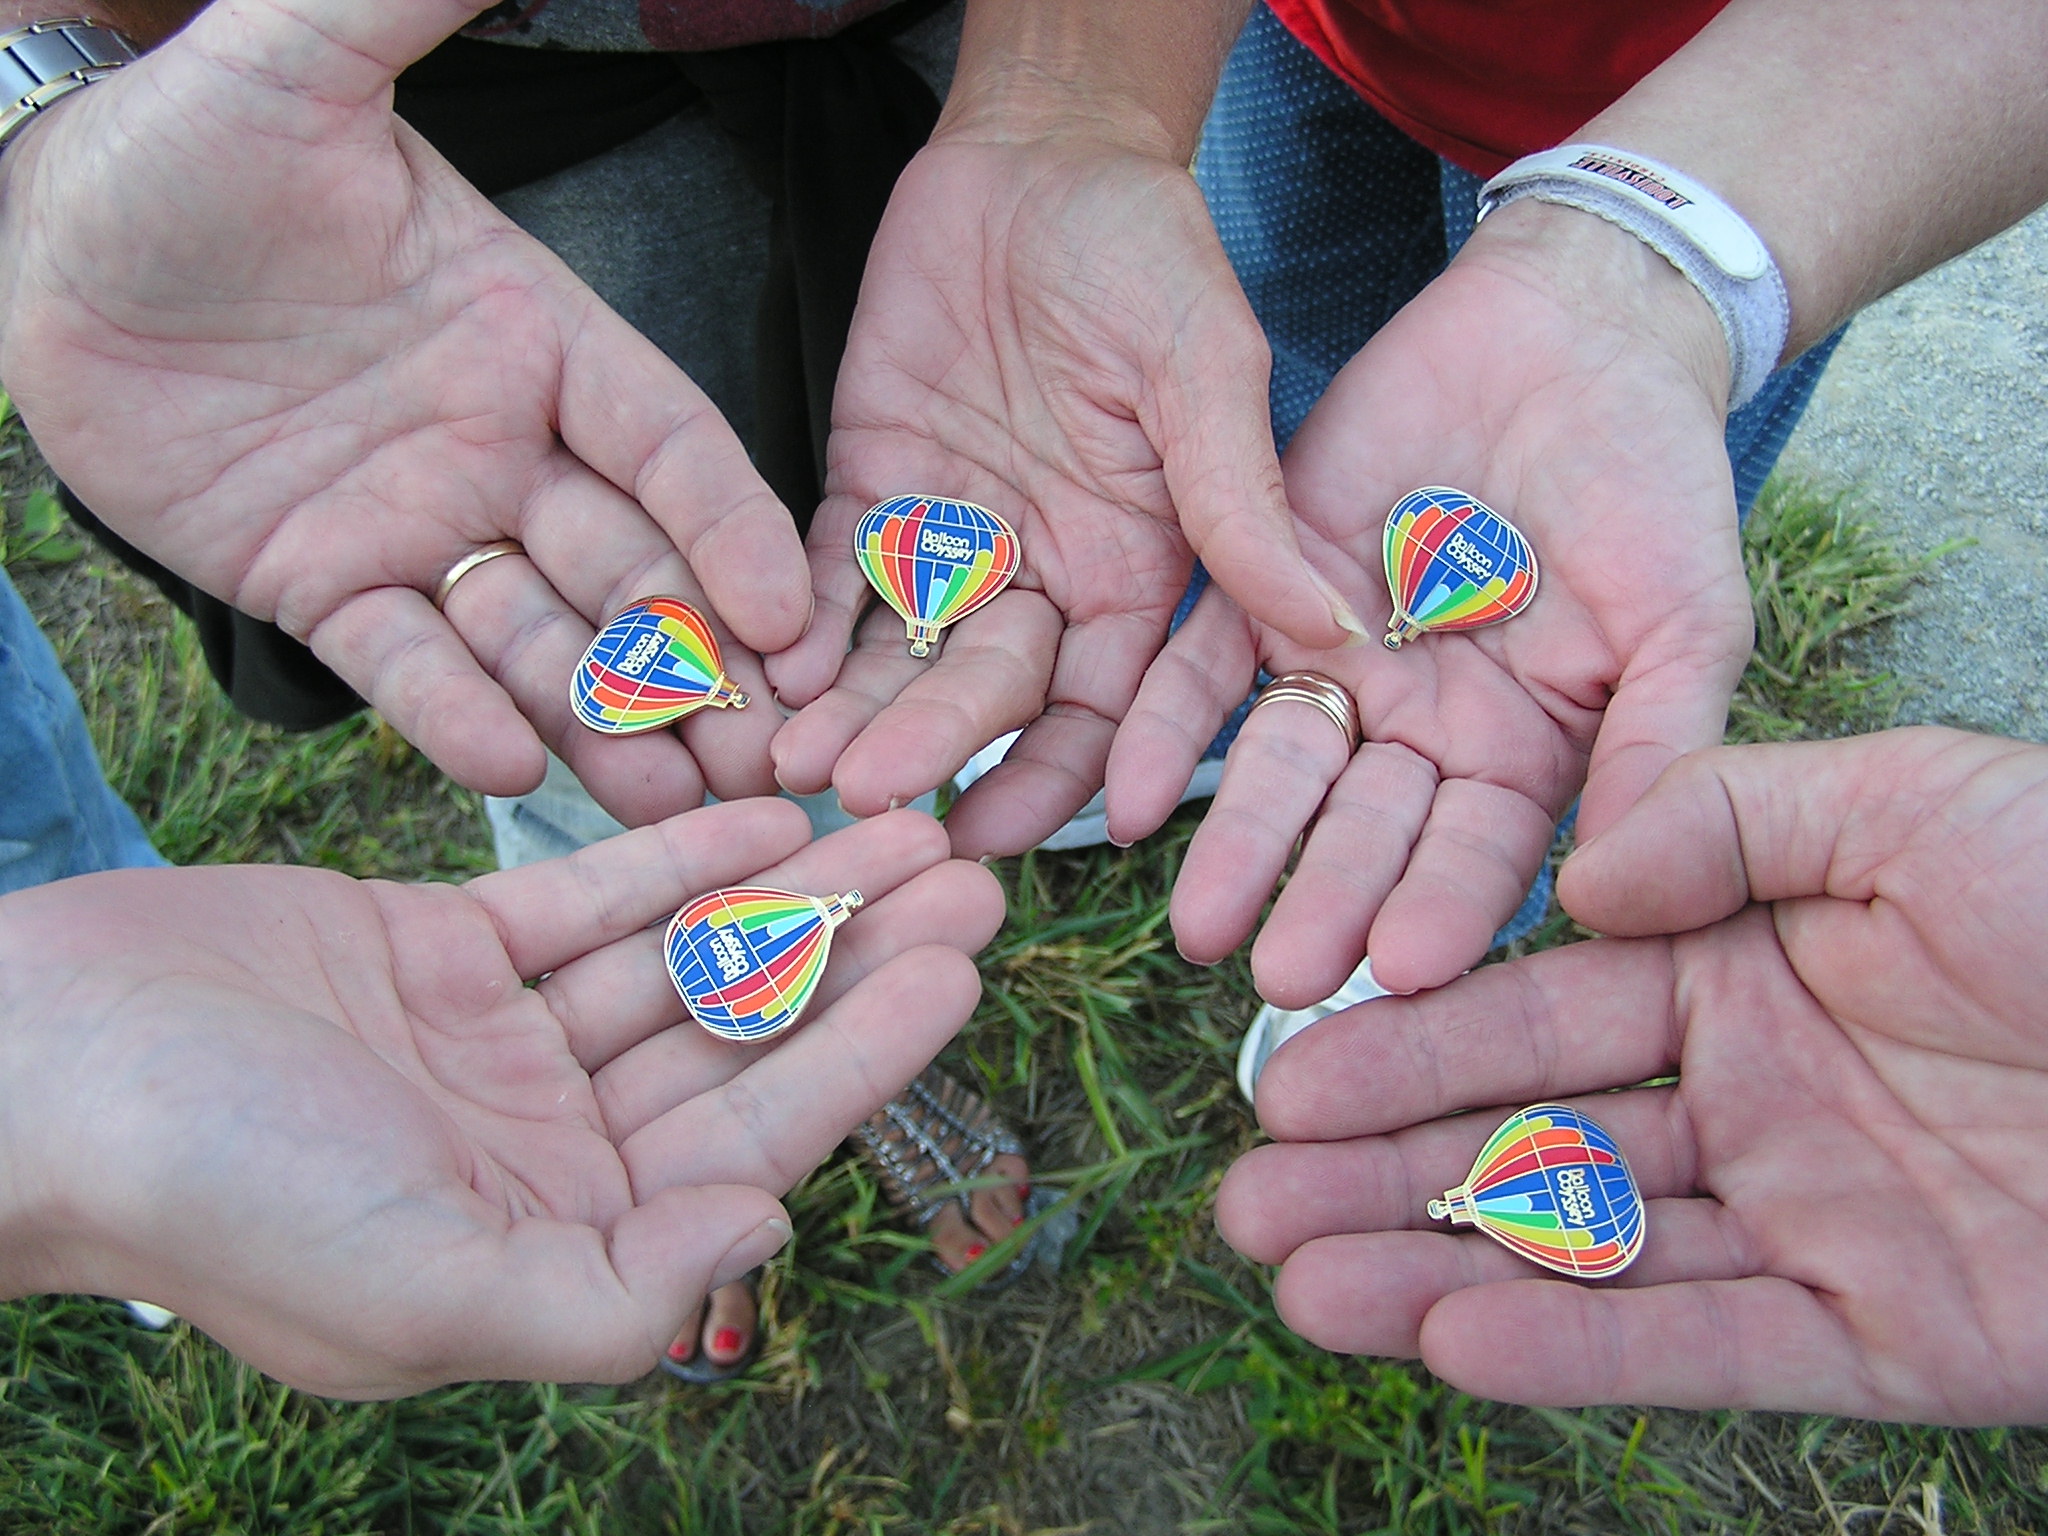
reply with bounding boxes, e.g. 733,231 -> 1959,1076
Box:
665,886 -> 863,1043
571,596 -> 748,735
1382,487 -> 1538,649
1428,1103 -> 1645,1280
855,495 -> 1020,657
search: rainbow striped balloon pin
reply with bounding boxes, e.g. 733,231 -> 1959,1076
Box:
855,495 -> 1020,657
665,886 -> 863,1043
1429,1104 -> 1645,1280
1382,487 -> 1538,649
571,597 -> 747,735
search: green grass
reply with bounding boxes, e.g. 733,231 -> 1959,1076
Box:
1730,475 -> 1964,745
7,463 -> 2045,1534
75,616 -> 491,876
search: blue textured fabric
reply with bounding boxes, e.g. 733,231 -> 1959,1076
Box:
1725,334 -> 1843,513
1193,3 -> 1842,945
1200,11 -> 1447,454
0,568 -> 164,894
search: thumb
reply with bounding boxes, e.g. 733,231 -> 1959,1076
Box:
1150,292 -> 1362,653
1573,630 -> 1749,846
1557,744 -> 1754,936
557,299 -> 813,656
1559,728 -> 2001,936
190,0 -> 486,105
407,1186 -> 792,1391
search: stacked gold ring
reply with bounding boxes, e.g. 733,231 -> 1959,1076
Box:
1247,671 -> 1362,753
434,539 -> 525,611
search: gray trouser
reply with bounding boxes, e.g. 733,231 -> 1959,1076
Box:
481,6 -> 961,869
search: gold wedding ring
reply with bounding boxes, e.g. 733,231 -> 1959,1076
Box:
1248,671 -> 1361,753
433,539 -> 525,611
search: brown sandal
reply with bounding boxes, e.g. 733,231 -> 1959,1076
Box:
855,1065 -> 1033,1276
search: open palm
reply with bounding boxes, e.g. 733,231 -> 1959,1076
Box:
766,135 -> 1350,857
1220,729 -> 2048,1423
0,800 -> 1001,1397
1109,218 -> 1751,997
0,0 -> 808,823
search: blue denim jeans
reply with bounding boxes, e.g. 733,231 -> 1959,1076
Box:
1193,3 -> 1843,943
0,566 -> 164,894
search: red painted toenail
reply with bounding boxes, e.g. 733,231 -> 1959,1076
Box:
964,1242 -> 987,1261
667,1339 -> 694,1362
1014,1184 -> 1031,1198
712,1327 -> 744,1358
1012,1214 -> 1025,1227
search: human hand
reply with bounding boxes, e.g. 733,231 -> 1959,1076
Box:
1216,727 -> 2048,1423
0,801 -> 1001,1398
765,129 -> 1354,857
0,0 -> 809,823
1107,200 -> 1752,996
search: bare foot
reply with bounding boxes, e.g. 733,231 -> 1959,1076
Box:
663,1277 -> 756,1377
926,1151 -> 1031,1272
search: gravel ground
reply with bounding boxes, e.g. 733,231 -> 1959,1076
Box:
1779,207 -> 2048,741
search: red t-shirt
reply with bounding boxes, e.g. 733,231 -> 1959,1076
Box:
1267,0 -> 1728,175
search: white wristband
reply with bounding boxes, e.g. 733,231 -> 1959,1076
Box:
1476,144 -> 1789,412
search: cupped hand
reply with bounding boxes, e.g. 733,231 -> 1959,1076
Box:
0,800 -> 1002,1397
1107,199 -> 1753,997
1216,727 -> 2048,1424
0,0 -> 809,823
765,131 -> 1353,857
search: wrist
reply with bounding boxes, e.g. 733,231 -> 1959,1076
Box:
935,64 -> 1186,163
1477,145 -> 1789,410
1458,196 -> 1734,415
936,0 -> 1253,164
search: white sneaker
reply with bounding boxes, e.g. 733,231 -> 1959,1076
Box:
1236,956 -> 1391,1105
952,731 -> 1228,852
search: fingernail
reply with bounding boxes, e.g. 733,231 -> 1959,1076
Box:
1308,566 -> 1372,646
1107,832 -> 1134,849
711,1215 -> 793,1290
711,1327 -> 745,1359
963,1242 -> 987,1262
978,854 -> 998,867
